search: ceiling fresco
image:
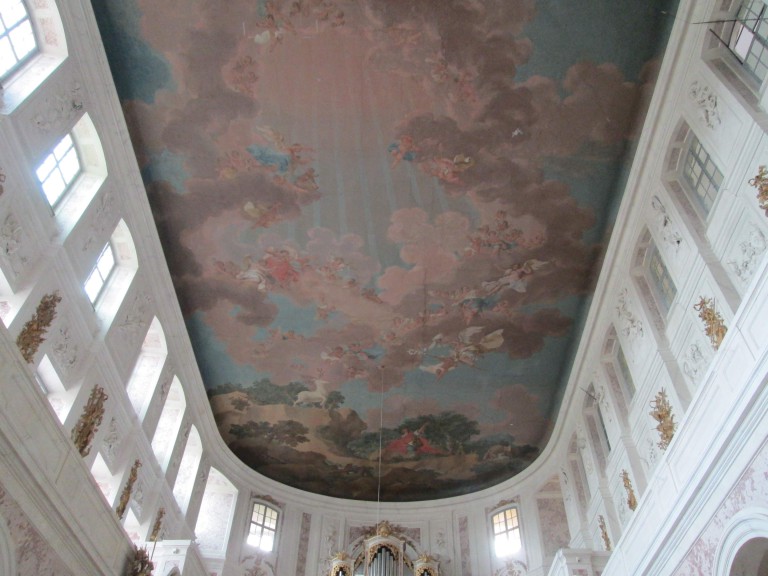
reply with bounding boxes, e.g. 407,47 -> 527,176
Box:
93,0 -> 676,501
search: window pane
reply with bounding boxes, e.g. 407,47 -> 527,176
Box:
35,154 -> 56,181
682,136 -> 722,218
96,245 -> 115,277
492,508 -> 521,557
36,134 -> 82,207
0,0 -> 36,82
249,503 -> 278,552
0,37 -> 14,76
616,343 -> 635,398
733,25 -> 755,60
8,18 -> 33,59
647,244 -> 676,314
41,171 -> 65,205
53,134 -> 74,159
84,271 -> 103,303
260,530 -> 274,552
59,149 -> 80,183
0,1 -> 26,28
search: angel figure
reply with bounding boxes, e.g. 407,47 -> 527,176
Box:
482,259 -> 548,295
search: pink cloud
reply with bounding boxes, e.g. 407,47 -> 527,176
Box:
378,208 -> 470,305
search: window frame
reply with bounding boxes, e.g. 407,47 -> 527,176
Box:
490,505 -> 522,559
614,340 -> 636,403
84,241 -> 116,305
727,0 -> 768,83
35,132 -> 83,209
645,241 -> 677,316
681,133 -> 724,220
0,0 -> 38,85
246,501 -> 279,553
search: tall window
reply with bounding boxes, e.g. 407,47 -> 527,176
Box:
646,243 -> 677,314
35,133 -> 82,207
682,135 -> 723,217
491,507 -> 521,557
729,0 -> 768,82
0,0 -> 36,82
247,502 -> 278,552
615,342 -> 636,400
596,404 -> 611,453
84,242 -> 116,304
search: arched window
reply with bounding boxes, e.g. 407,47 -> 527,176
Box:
634,230 -> 678,322
84,241 -> 116,304
150,376 -> 186,471
664,121 -> 724,231
703,0 -> 768,107
34,115 -> 108,233
714,510 -> 768,575
601,326 -> 635,424
172,425 -> 202,514
36,353 -> 77,423
86,219 -> 138,326
491,506 -> 522,558
646,241 -> 677,315
194,467 -> 238,556
90,451 -> 120,505
247,501 -> 279,552
35,132 -> 81,207
567,434 -> 590,511
584,384 -> 611,472
1,0 -> 67,112
681,134 -> 724,219
126,317 -> 167,421
725,0 -> 768,83
0,1 -> 37,83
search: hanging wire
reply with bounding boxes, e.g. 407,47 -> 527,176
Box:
376,365 -> 384,527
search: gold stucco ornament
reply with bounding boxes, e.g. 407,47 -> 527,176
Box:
15,292 -> 61,363
70,385 -> 108,457
116,459 -> 142,520
598,515 -> 612,551
127,545 -> 153,576
621,469 -> 638,511
149,507 -> 165,542
694,296 -> 727,350
649,388 -> 676,451
748,165 -> 768,216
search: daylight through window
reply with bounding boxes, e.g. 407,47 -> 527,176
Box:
492,507 -> 521,557
247,502 -> 278,552
682,135 -> 723,217
729,0 -> 768,82
84,242 -> 116,304
0,0 -> 36,82
35,133 -> 82,206
646,243 -> 677,314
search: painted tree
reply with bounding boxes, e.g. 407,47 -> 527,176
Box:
229,419 -> 309,447
324,390 -> 345,410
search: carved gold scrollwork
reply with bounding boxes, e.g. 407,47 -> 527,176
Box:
116,459 -> 142,520
70,385 -> 108,457
621,469 -> 638,511
693,296 -> 727,350
149,507 -> 165,542
649,388 -> 676,451
749,165 -> 768,216
127,545 -> 153,576
598,515 -> 612,552
15,292 -> 61,363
